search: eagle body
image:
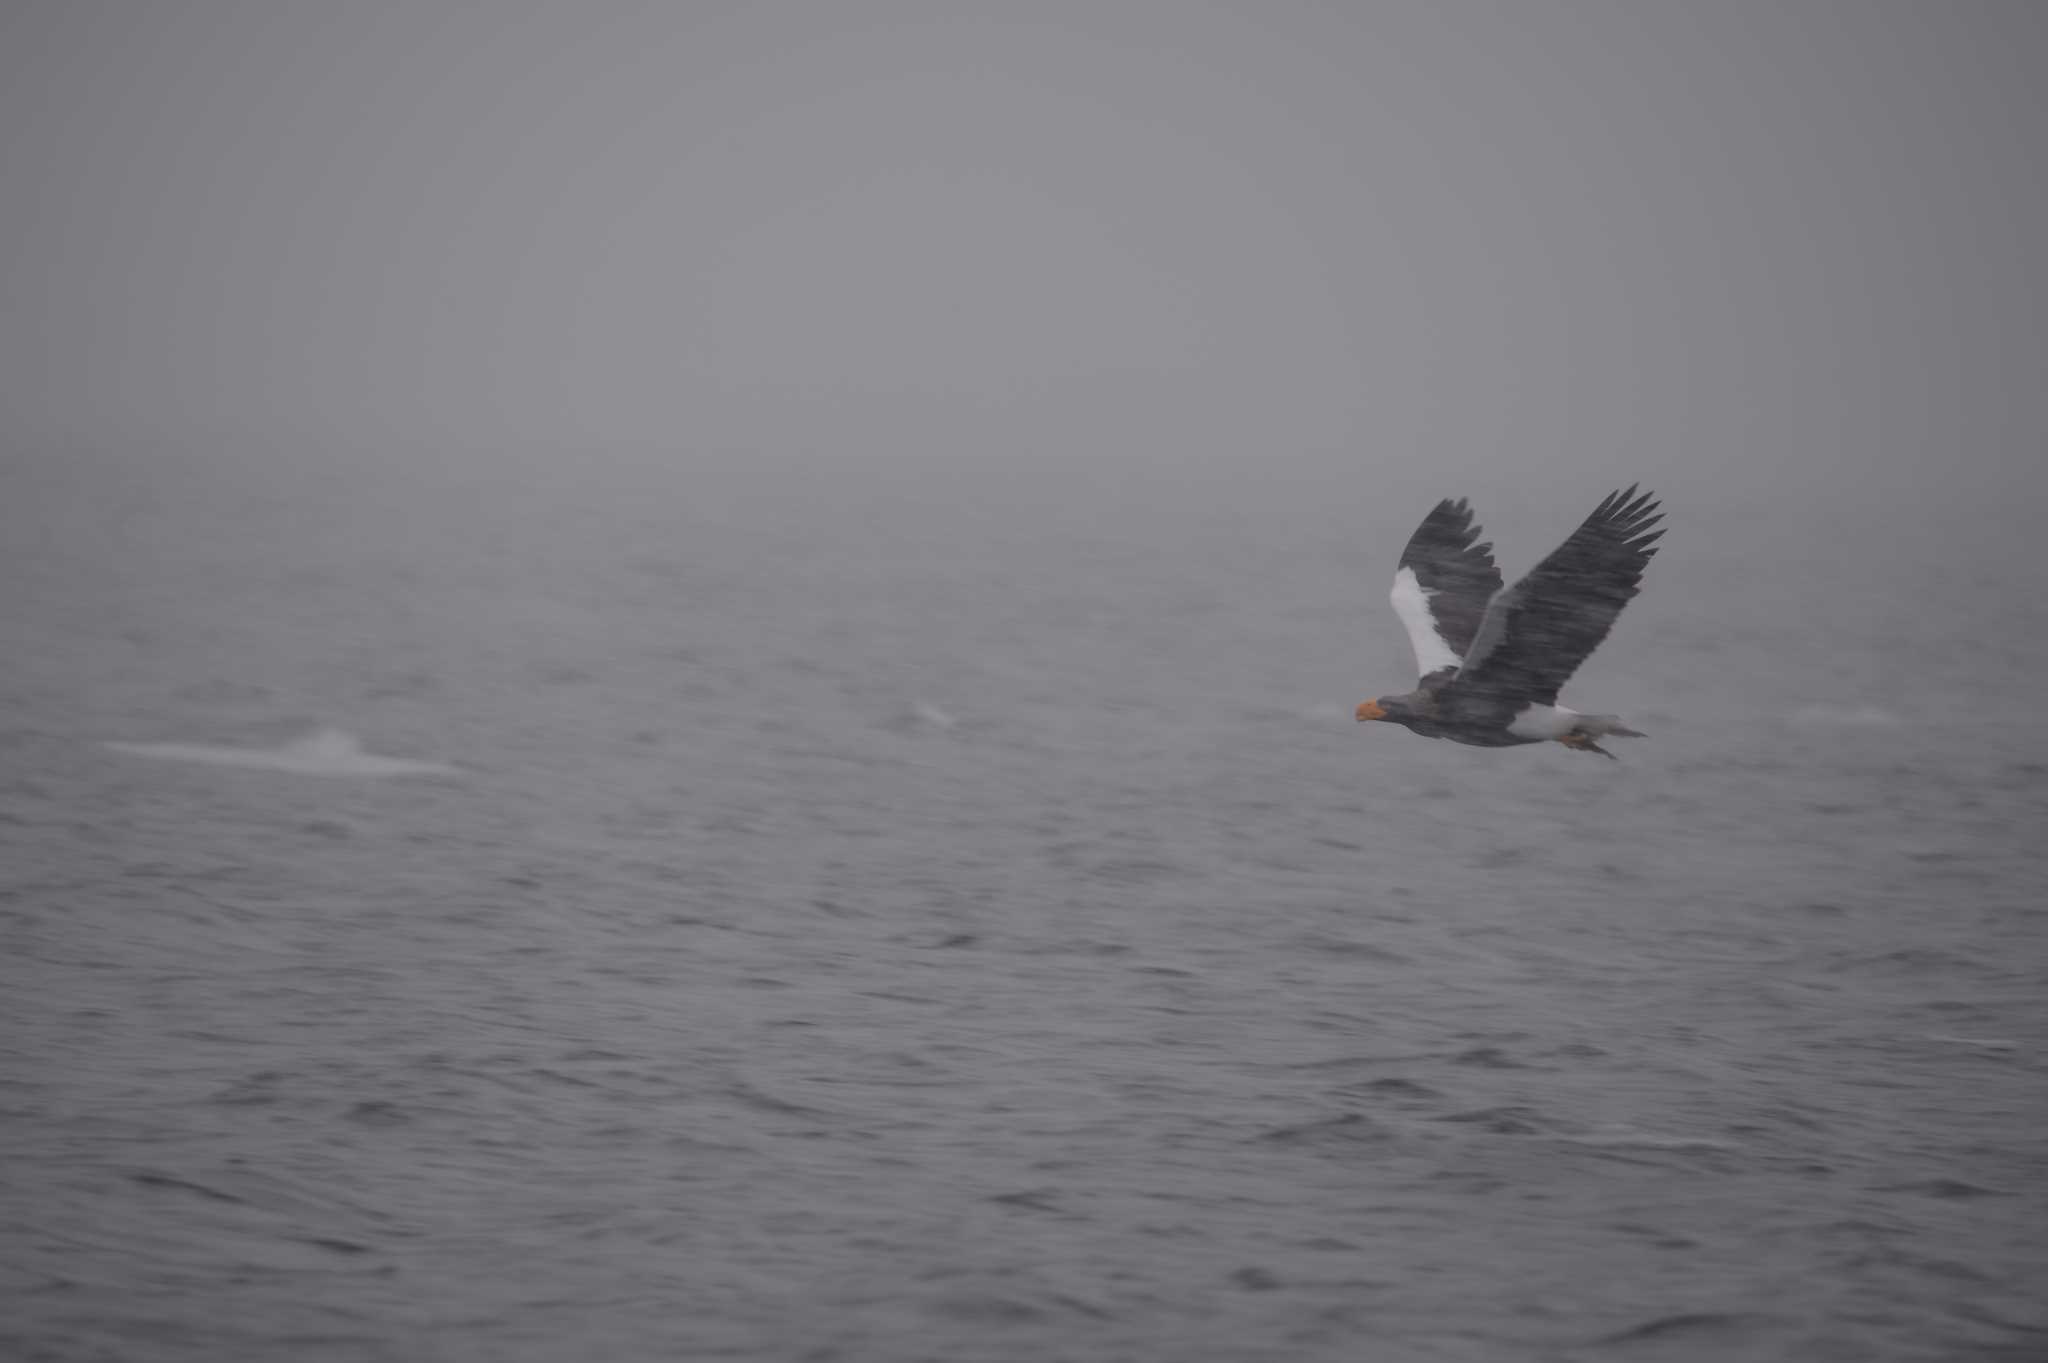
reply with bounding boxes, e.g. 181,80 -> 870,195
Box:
1358,488 -> 1663,758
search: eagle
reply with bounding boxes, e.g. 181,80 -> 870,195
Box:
1356,487 -> 1664,758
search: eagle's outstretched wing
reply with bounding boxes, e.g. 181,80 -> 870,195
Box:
1389,498 -> 1503,679
1454,486 -> 1664,706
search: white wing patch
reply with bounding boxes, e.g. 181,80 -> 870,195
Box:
1389,566 -> 1464,676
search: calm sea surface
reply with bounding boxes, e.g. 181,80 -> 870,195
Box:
4,445 -> 2045,1362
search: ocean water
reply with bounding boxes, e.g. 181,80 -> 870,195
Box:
3,445 -> 2044,1362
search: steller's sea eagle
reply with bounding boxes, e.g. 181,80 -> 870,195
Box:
1356,488 -> 1664,759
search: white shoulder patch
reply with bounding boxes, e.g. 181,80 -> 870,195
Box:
1389,565 -> 1463,676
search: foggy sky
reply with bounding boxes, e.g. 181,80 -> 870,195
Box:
2,1 -> 2042,499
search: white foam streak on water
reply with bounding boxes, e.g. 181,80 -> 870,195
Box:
1790,704 -> 1903,728
104,728 -> 455,777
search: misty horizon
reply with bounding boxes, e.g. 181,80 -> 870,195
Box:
4,2 -> 2044,513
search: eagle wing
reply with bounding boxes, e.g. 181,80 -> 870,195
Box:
1389,498 -> 1503,679
1454,486 -> 1664,706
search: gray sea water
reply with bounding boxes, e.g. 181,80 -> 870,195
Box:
4,445 -> 2045,1362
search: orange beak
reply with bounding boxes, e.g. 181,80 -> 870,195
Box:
1355,700 -> 1386,722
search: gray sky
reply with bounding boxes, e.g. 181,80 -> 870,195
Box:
3,1 -> 2042,501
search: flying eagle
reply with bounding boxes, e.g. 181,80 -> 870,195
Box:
1356,487 -> 1664,758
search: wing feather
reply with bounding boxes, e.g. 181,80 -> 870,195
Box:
1455,486 -> 1664,706
1388,498 -> 1503,678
